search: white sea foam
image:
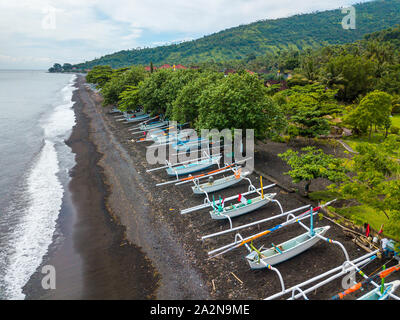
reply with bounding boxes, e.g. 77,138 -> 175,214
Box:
1,75 -> 77,299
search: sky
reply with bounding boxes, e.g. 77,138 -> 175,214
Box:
0,0 -> 371,69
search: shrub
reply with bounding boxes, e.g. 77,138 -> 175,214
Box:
390,126 -> 400,135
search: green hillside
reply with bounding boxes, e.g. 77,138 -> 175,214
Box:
73,0 -> 400,69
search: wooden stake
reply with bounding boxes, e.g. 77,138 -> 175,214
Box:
260,176 -> 264,199
212,279 -> 216,291
230,272 -> 243,285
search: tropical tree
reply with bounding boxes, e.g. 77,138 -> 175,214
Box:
101,66 -> 147,106
344,90 -> 393,138
323,54 -> 376,101
333,143 -> 400,219
119,85 -> 139,111
288,107 -> 331,139
279,147 -> 348,195
86,65 -> 113,87
62,63 -> 73,72
196,72 -> 286,139
171,71 -> 224,124
138,69 -> 172,115
138,69 -> 200,117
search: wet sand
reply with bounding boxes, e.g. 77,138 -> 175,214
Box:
23,75 -> 398,300
23,77 -> 159,299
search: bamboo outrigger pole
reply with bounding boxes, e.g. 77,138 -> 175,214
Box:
180,183 -> 276,215
146,152 -> 221,173
174,158 -> 252,185
156,160 -> 248,187
127,115 -> 160,128
201,204 -> 311,240
265,251 -> 379,300
331,263 -> 400,300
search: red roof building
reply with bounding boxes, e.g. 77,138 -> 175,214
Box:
158,64 -> 172,69
174,64 -> 187,69
145,65 -> 157,71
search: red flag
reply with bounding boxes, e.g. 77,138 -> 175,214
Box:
365,224 -> 370,237
238,194 -> 247,204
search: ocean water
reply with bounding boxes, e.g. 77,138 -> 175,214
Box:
0,70 -> 77,300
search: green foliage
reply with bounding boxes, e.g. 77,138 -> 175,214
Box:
86,65 -> 113,88
119,85 -> 139,111
138,69 -> 200,117
171,71 -> 224,124
138,69 -> 171,116
344,90 -> 393,137
48,63 -> 62,73
279,146 -> 348,194
390,95 -> 400,115
280,84 -> 340,116
101,66 -> 147,106
195,72 -> 286,139
322,54 -> 376,101
332,142 -> 400,220
289,108 -> 331,139
391,126 -> 400,135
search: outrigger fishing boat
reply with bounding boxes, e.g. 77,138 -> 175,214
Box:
125,112 -> 150,123
115,110 -> 148,122
109,106 -> 122,114
210,192 -> 277,220
155,158 -> 251,187
181,175 -> 280,222
191,167 -> 250,194
146,151 -> 222,179
205,200 -> 350,280
138,120 -> 169,131
171,137 -> 208,152
246,226 -> 330,268
165,154 -> 221,176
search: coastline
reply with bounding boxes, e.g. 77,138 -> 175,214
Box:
23,75 -> 395,300
23,76 -> 159,300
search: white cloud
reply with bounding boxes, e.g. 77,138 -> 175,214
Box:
0,0 -> 370,69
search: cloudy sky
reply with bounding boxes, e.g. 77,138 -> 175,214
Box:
0,0 -> 370,69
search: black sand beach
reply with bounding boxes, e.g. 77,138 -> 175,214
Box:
23,76 -> 159,300
23,75 -> 398,300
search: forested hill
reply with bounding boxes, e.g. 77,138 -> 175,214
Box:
73,0 -> 400,69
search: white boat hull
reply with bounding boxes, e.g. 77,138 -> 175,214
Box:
166,157 -> 219,176
140,121 -> 168,131
246,226 -> 330,269
209,194 -> 276,220
172,140 -> 207,152
192,175 -> 244,194
125,114 -> 150,122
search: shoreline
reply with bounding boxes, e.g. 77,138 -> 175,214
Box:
24,75 -> 397,300
23,76 -> 159,300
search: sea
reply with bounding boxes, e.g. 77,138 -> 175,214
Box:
0,70 -> 77,299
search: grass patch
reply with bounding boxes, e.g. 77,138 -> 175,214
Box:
343,132 -> 387,150
391,114 -> 400,127
334,205 -> 399,241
